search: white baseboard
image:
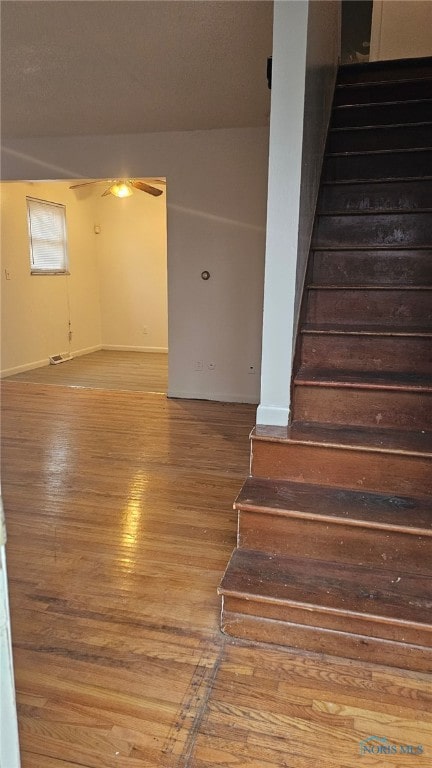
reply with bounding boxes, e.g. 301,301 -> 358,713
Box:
256,404 -> 290,426
72,344 -> 102,357
1,358 -> 49,378
1,344 -> 103,378
102,345 -> 168,354
168,389 -> 259,405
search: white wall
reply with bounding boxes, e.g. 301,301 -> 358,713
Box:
257,0 -> 340,426
370,1 -> 432,61
1,180 -> 169,372
94,189 -> 168,352
1,182 -> 101,376
1,126 -> 268,403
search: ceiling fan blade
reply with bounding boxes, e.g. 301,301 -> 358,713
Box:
132,181 -> 163,197
70,180 -> 109,189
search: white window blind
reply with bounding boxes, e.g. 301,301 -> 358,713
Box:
27,197 -> 68,273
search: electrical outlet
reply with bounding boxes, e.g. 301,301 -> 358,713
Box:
248,365 -> 257,374
194,361 -> 203,371
208,362 -> 216,370
142,326 -> 148,335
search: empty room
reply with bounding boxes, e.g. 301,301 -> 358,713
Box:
1,1 -> 431,767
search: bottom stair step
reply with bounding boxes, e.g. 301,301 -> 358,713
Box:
219,549 -> 432,671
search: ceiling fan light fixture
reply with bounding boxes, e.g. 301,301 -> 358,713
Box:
110,181 -> 133,198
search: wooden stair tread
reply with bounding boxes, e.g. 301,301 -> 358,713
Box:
253,422 -> 432,457
332,101 -> 432,131
337,55 -> 432,85
236,477 -> 432,535
295,368 -> 432,392
322,178 -> 432,186
219,549 -> 432,628
302,323 -> 432,336
311,250 -> 432,287
327,148 -> 432,158
334,98 -> 432,109
331,121 -> 432,131
336,77 -> 432,91
308,284 -> 432,290
312,245 -> 432,252
319,181 -> 432,215
318,208 -> 432,216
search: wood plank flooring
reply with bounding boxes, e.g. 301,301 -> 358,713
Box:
1,382 -> 431,767
4,350 -> 168,392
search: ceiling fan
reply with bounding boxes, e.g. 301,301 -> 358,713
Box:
69,178 -> 165,198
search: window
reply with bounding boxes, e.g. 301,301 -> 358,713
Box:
27,197 -> 68,274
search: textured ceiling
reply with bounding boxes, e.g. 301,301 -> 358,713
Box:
1,0 -> 273,139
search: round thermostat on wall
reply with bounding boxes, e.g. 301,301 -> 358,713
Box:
201,270 -> 210,280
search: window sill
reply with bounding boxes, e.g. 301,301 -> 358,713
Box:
30,271 -> 70,276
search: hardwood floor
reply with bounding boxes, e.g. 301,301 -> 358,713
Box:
1,381 -> 431,767
4,350 -> 168,392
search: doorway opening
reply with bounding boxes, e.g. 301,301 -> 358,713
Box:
341,0 -> 373,64
0,178 -> 168,393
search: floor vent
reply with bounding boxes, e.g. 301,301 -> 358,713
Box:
49,354 -> 73,365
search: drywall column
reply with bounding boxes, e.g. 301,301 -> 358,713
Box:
257,0 -> 309,427
257,0 -> 340,426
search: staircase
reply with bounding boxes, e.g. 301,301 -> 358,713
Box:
219,56 -> 432,672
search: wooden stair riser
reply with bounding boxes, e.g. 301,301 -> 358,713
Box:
334,79 -> 432,106
292,386 -> 432,431
312,249 -> 432,286
221,607 -> 432,669
338,57 -> 432,85
314,212 -> 432,248
331,100 -> 432,128
251,439 -> 432,495
329,124 -> 432,153
319,180 -> 432,213
306,288 -> 432,326
236,477 -> 432,533
238,510 -> 432,574
301,335 -> 432,375
323,150 -> 432,183
223,595 -> 432,649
